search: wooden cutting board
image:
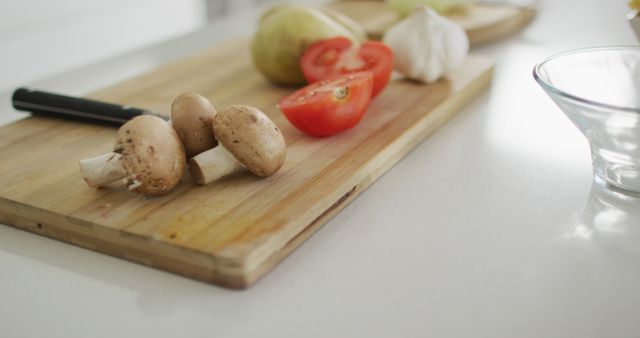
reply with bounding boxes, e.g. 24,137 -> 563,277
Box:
0,38 -> 493,289
328,1 -> 536,44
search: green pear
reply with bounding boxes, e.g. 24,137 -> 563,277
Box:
251,6 -> 363,85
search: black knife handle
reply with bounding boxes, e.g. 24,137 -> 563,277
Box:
12,88 -> 151,125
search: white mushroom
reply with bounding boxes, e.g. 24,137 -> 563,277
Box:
190,105 -> 286,185
79,115 -> 186,195
170,93 -> 217,158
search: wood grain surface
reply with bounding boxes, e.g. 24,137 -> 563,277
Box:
0,38 -> 493,289
328,1 -> 536,43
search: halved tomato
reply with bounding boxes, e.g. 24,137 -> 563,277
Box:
279,71 -> 373,137
300,37 -> 394,98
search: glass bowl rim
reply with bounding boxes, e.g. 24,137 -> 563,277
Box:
533,46 -> 640,114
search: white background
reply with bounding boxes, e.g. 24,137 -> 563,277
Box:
0,0 -> 208,92
1,0 -> 640,337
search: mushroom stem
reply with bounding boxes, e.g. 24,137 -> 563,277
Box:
79,152 -> 128,188
189,146 -> 243,185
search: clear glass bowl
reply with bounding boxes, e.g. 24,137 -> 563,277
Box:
534,46 -> 640,193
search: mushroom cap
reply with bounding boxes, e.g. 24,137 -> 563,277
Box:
213,105 -> 286,177
170,92 -> 218,158
114,115 -> 186,195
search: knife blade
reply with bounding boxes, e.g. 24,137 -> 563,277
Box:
11,88 -> 168,125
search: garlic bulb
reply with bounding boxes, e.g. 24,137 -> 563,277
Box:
382,5 -> 469,83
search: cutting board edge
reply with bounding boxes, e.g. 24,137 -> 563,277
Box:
467,7 -> 536,46
0,196 -> 249,288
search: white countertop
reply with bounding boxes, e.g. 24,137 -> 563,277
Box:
2,1 -> 639,337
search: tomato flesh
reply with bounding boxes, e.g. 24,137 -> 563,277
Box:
301,37 -> 394,98
279,72 -> 373,137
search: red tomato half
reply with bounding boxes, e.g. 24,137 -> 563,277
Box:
279,71 -> 373,137
300,37 -> 393,98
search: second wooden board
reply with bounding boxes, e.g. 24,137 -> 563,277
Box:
328,1 -> 536,44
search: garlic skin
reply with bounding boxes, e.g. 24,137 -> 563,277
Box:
382,5 -> 469,83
